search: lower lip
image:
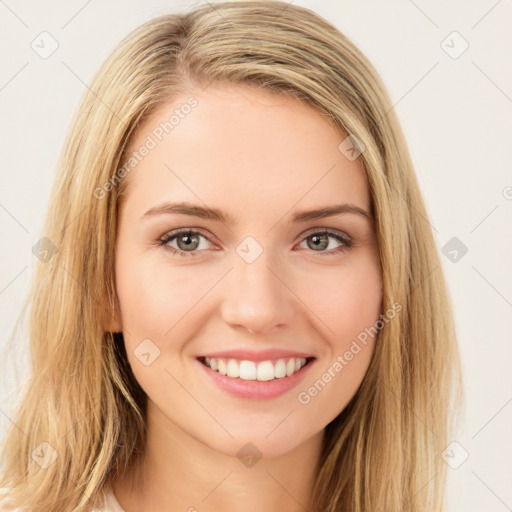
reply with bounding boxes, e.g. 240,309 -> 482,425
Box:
196,358 -> 316,400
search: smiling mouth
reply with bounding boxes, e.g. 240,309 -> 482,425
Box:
197,356 -> 316,381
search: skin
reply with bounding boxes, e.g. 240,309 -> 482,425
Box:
108,81 -> 382,512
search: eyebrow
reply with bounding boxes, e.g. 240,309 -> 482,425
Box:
140,201 -> 373,224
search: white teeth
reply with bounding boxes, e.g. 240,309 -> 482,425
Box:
202,357 -> 309,381
226,359 -> 240,378
217,359 -> 227,375
239,360 -> 257,380
257,361 -> 274,381
274,359 -> 286,378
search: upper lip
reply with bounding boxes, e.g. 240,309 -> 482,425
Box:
198,349 -> 315,362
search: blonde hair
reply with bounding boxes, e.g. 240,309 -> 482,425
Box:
0,1 -> 463,510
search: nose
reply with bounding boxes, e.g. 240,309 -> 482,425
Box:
220,252 -> 295,336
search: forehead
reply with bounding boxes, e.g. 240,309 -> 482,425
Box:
120,82 -> 370,222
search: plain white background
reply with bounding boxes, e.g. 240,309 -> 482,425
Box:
0,1 -> 511,510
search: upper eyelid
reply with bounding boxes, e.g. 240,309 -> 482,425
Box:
160,228 -> 214,244
297,226 -> 351,240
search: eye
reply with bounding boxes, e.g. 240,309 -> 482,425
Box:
296,228 -> 353,256
158,227 -> 353,258
159,228 -> 214,257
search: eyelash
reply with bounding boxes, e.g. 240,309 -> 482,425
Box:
158,227 -> 354,258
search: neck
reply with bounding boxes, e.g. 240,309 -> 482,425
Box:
112,400 -> 324,512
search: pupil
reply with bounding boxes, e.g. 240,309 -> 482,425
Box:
179,234 -> 198,250
310,234 -> 327,250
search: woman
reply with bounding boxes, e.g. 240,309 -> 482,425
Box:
0,1 -> 462,510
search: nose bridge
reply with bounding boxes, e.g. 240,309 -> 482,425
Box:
220,242 -> 294,334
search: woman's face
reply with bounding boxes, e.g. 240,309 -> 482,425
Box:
112,82 -> 382,458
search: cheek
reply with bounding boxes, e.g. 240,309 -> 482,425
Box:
302,252 -> 382,347
337,263 -> 382,344
116,259 -> 160,326
295,257 -> 382,421
114,247 -> 178,339
115,248 -> 218,344
114,252 -> 195,388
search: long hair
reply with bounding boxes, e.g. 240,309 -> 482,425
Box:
0,2 -> 463,510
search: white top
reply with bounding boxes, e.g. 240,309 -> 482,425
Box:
94,482 -> 125,512
0,483 -> 125,511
